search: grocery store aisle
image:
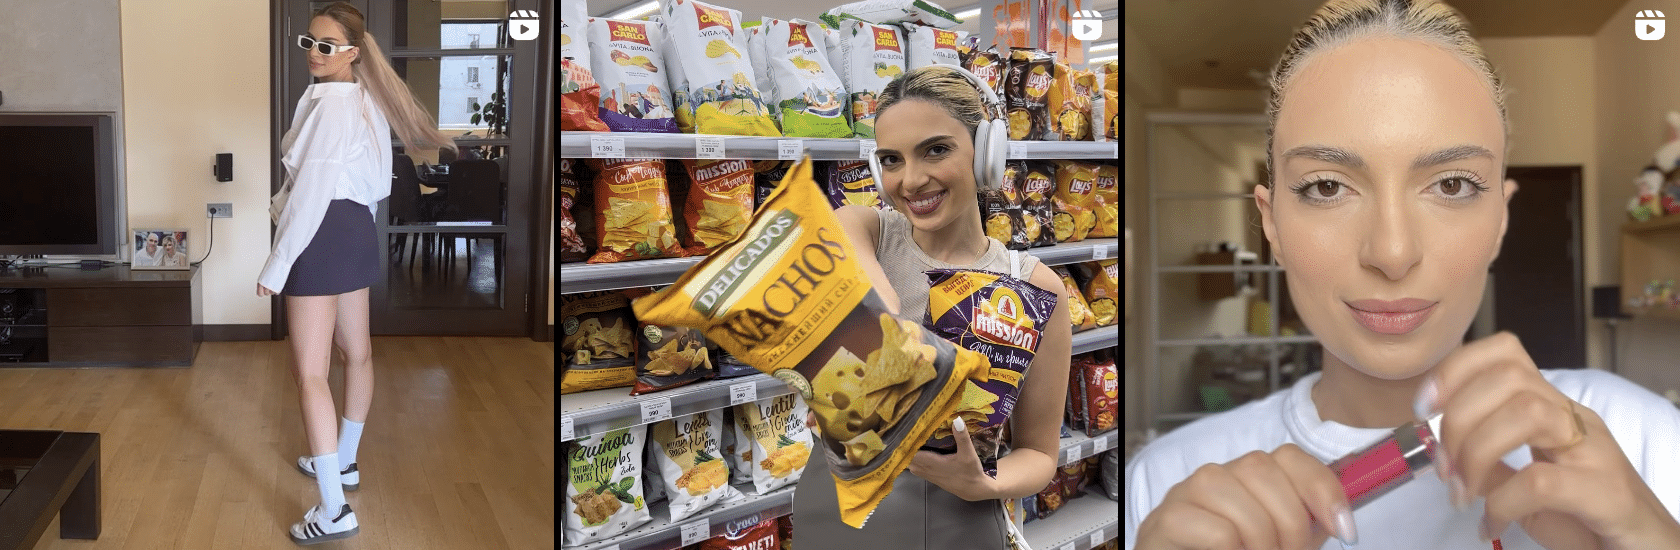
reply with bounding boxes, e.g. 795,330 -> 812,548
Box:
1,337 -> 554,549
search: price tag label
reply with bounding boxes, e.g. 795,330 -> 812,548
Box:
1060,543 -> 1074,550
697,136 -> 725,159
1090,435 -> 1108,454
1093,246 -> 1109,260
779,139 -> 803,160
641,398 -> 672,424
680,519 -> 710,545
1009,142 -> 1027,159
730,382 -> 758,406
600,545 -> 619,550
860,139 -> 876,159
1091,531 -> 1105,547
1064,446 -> 1079,464
560,415 -> 574,441
590,136 -> 625,158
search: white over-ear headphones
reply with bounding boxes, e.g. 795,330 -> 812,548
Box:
866,65 -> 1009,200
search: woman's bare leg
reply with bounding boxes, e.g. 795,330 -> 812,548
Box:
335,287 -> 373,423
288,294 -> 341,456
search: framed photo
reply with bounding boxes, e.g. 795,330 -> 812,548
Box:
131,228 -> 190,270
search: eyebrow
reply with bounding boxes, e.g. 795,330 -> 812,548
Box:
1281,144 -> 1494,171
874,135 -> 955,156
304,33 -> 342,43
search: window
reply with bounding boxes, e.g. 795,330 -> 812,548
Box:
467,96 -> 479,111
468,33 -> 480,48
467,67 -> 478,83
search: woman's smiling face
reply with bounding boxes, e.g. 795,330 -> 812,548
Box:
873,99 -> 978,231
1258,36 -> 1514,381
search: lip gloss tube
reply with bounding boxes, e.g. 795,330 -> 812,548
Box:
1329,413 -> 1444,511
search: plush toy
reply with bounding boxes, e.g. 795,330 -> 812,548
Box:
1635,111 -> 1680,220
1629,165 -> 1666,222
1665,169 -> 1680,216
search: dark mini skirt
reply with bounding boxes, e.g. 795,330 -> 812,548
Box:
283,199 -> 380,296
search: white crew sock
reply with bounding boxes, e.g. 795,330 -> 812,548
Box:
339,418 -> 364,466
313,452 -> 347,514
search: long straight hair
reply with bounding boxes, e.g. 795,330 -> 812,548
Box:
314,1 -> 458,155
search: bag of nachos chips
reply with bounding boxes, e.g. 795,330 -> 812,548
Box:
561,291 -> 640,394
587,158 -> 684,263
678,158 -> 756,256
648,410 -> 745,522
733,394 -> 814,494
631,156 -> 990,528
564,426 -> 651,546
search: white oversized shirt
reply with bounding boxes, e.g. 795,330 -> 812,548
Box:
1125,369 -> 1680,550
259,81 -> 392,292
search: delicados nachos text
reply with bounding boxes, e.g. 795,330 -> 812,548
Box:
632,156 -> 990,528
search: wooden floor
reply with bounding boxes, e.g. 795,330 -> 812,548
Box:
0,337 -> 555,550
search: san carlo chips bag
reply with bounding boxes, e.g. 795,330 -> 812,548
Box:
834,20 -> 906,139
821,160 -> 882,209
587,158 -> 683,263
564,426 -> 651,547
632,156 -> 990,528
923,266 -> 1056,477
679,158 -> 756,255
587,18 -> 678,133
733,393 -> 814,494
648,410 -> 745,522
1076,259 -> 1120,327
902,24 -> 968,70
1089,163 -> 1119,238
1018,160 -> 1058,247
1004,48 -> 1054,141
663,0 -> 782,137
562,291 -> 638,394
764,19 -> 852,138
1053,265 -> 1098,332
561,3 -> 610,132
1051,160 -> 1097,242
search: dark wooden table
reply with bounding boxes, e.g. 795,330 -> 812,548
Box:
0,430 -> 100,550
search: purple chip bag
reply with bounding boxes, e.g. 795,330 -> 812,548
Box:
921,268 -> 1057,477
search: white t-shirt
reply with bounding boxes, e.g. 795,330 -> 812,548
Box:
1125,369 -> 1680,550
259,81 -> 393,292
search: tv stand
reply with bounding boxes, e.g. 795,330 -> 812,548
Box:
0,265 -> 201,367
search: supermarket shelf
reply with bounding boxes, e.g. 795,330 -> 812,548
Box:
1056,429 -> 1120,466
561,374 -> 794,443
1069,325 -> 1118,355
559,239 -> 1120,295
1022,485 -> 1120,550
560,131 -> 1120,161
566,482 -> 797,550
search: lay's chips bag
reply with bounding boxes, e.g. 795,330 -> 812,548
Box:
632,156 -> 990,528
923,268 -> 1056,477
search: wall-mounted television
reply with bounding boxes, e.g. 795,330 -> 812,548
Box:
0,113 -> 119,256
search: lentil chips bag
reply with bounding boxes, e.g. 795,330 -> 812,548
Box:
587,158 -> 683,263
564,426 -> 651,546
732,394 -> 814,494
632,156 -> 990,528
647,410 -> 745,522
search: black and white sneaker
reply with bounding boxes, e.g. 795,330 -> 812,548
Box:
288,503 -> 359,545
295,456 -> 360,491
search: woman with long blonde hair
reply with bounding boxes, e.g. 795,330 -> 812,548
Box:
257,1 -> 456,543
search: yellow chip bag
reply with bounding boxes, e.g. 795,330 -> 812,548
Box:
1089,163 -> 1119,238
1075,260 -> 1120,327
632,156 -> 989,528
1051,160 -> 1097,242
587,158 -> 684,263
1053,265 -> 1097,332
678,159 -> 756,255
562,291 -> 640,394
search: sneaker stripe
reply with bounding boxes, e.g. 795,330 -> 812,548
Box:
332,504 -> 352,523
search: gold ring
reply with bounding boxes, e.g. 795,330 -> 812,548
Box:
1549,401 -> 1587,452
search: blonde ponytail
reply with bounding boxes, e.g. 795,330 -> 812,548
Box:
315,1 -> 458,155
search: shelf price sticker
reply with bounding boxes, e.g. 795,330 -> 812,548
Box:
1060,543 -> 1075,550
729,382 -> 757,406
1093,245 -> 1108,261
1009,142 -> 1027,160
590,136 -> 625,158
560,415 -> 574,442
1064,446 -> 1079,464
1091,531 -> 1106,547
859,139 -> 876,160
696,136 -> 725,159
641,397 -> 672,424
1090,434 -> 1108,454
680,519 -> 710,545
778,139 -> 803,160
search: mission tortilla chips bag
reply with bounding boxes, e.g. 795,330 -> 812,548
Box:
663,0 -> 782,137
648,410 -> 745,522
1089,163 -> 1119,238
564,426 -> 651,547
631,156 -> 990,528
678,159 -> 756,256
1051,160 -> 1097,242
733,394 -> 814,494
923,266 -> 1055,477
561,291 -> 639,394
587,158 -> 683,263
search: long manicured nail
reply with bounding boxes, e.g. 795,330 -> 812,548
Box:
1334,506 -> 1358,546
1450,476 -> 1469,512
1414,375 -> 1439,421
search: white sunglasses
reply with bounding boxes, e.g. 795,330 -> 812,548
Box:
297,35 -> 357,56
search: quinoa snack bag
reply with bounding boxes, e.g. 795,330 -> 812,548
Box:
647,410 -> 745,522
561,291 -> 639,394
663,0 -> 781,137
587,158 -> 683,263
733,393 -> 814,494
678,158 -> 756,256
1088,163 -> 1119,238
587,18 -> 679,134
902,24 -> 968,70
631,156 -> 990,528
834,20 -> 906,138
765,19 -> 853,138
923,267 -> 1056,477
564,426 -> 651,546
1019,160 -> 1058,247
1051,160 -> 1097,242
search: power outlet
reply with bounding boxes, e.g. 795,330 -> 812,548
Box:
207,203 -> 232,218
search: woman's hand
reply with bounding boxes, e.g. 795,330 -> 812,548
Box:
1135,443 -> 1355,550
1421,331 -> 1680,549
906,418 -> 999,502
257,284 -> 276,297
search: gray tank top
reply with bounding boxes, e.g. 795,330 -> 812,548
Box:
874,208 -> 1039,320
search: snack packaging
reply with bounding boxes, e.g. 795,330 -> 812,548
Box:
648,15 -> 697,134
561,1 -> 590,64
960,46 -> 1006,116
632,318 -> 717,395
819,0 -> 964,29
698,515 -> 781,550
663,0 -> 782,137
753,159 -> 795,210
1019,160 -> 1058,247
1100,448 -> 1120,501
561,58 -> 612,132
1003,48 -> 1055,141
1076,259 -> 1120,327
722,408 -> 752,484
1021,494 -> 1038,524
587,18 -> 679,133
980,182 -> 1029,250
748,21 -> 776,117
833,20 -> 906,138
586,158 -> 683,263
820,160 -> 882,209
677,158 -> 756,256
1053,265 -> 1098,332
1057,68 -> 1095,141
563,426 -> 651,546
560,158 -> 590,263
779,515 -> 794,550
732,394 -> 815,494
1058,460 -> 1087,501
1077,354 -> 1118,436
764,19 -> 853,138
561,291 -> 639,394
713,346 -> 762,378
1035,475 -> 1064,519
923,267 -> 1056,476
902,23 -> 968,70
1088,163 -> 1119,238
647,410 -> 746,522
631,156 -> 991,528
1051,160 -> 1097,242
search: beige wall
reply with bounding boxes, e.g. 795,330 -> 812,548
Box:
121,0 -> 272,326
